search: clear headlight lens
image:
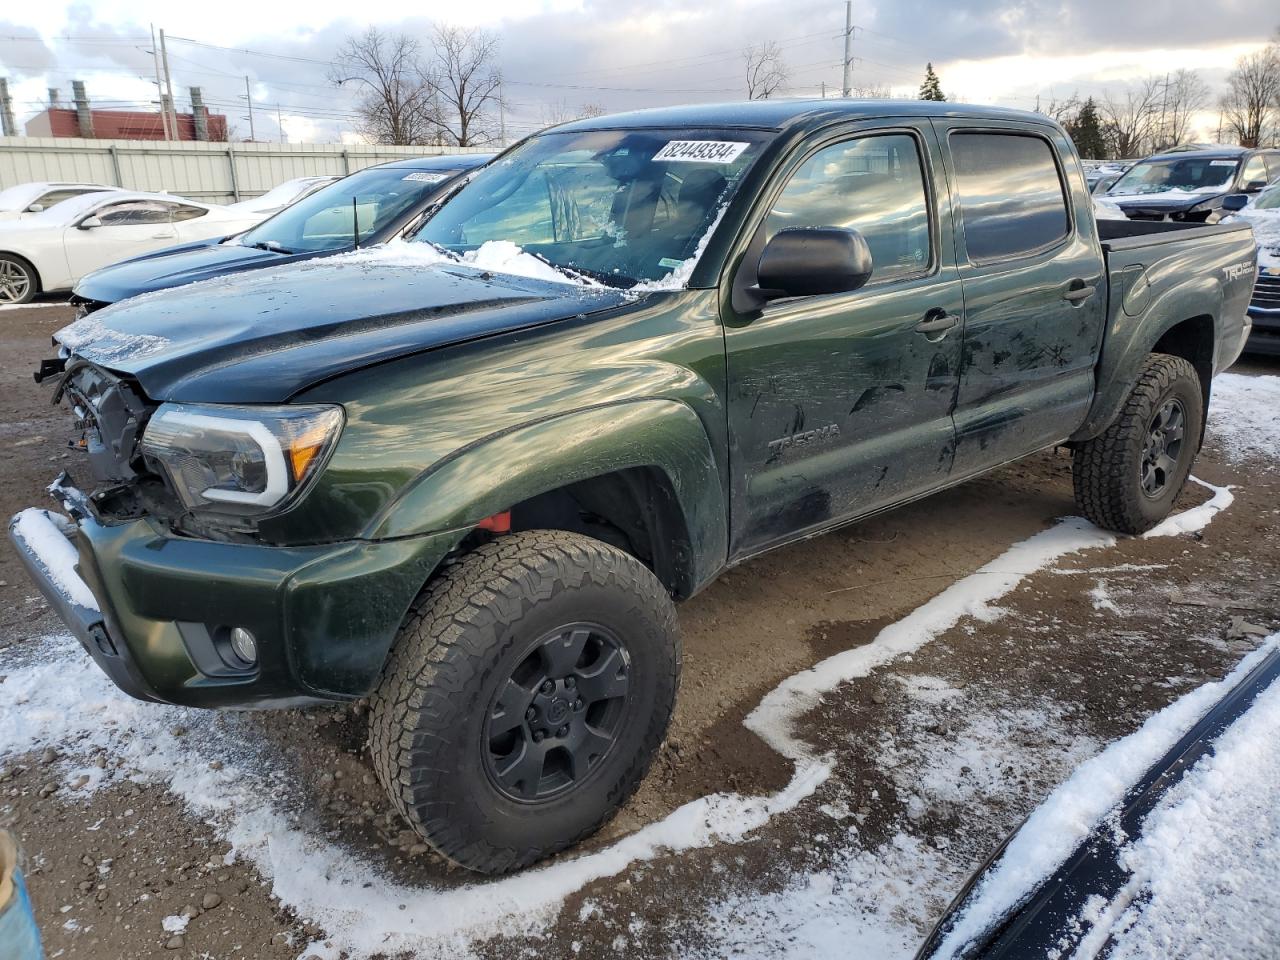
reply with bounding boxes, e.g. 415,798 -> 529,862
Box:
141,403 -> 344,516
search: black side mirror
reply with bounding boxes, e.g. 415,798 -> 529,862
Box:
1243,180 -> 1268,193
1221,194 -> 1249,212
754,227 -> 874,301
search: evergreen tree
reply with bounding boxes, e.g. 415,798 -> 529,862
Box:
1068,97 -> 1108,159
919,63 -> 946,102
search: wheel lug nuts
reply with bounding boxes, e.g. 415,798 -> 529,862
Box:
572,699 -> 583,712
557,725 -> 569,737
540,680 -> 555,694
532,730 -> 545,743
525,707 -> 537,721
564,677 -> 576,689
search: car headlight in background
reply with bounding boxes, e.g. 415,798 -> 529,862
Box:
1176,201 -> 1219,223
141,403 -> 344,516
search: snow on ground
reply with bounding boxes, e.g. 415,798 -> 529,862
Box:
1208,373 -> 1280,463
928,634 -> 1280,960
1078,651 -> 1280,959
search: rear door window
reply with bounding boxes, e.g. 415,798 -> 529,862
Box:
950,132 -> 1069,263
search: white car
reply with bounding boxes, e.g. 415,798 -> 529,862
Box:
0,181 -> 122,221
226,176 -> 340,217
0,191 -> 266,304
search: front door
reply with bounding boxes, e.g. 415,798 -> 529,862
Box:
63,198 -> 180,283
724,122 -> 964,558
931,121 -> 1107,476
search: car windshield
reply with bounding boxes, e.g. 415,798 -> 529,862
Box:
413,128 -> 771,287
1108,156 -> 1238,195
1253,185 -> 1280,211
235,166 -> 459,254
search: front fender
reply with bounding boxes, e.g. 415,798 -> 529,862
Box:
368,399 -> 728,593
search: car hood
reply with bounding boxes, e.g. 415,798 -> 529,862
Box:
73,239 -> 316,303
1108,188 -> 1222,212
54,257 -> 630,403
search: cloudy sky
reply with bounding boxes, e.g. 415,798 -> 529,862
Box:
1,0 -> 1275,144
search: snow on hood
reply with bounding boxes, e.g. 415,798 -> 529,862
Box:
335,239 -> 600,288
1107,186 -> 1215,204
54,314 -> 171,363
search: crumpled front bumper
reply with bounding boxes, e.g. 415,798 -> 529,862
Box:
8,476 -> 464,709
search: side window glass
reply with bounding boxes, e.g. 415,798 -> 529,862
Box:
764,133 -> 933,283
1241,155 -> 1267,185
41,188 -> 98,206
96,201 -> 169,225
170,204 -> 208,222
951,132 -> 1069,262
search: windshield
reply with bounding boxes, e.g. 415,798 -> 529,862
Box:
1109,157 -> 1238,196
0,184 -> 39,211
1254,185 -> 1280,211
414,128 -> 770,288
236,166 -> 458,254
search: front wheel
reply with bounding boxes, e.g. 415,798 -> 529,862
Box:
1072,353 -> 1204,534
0,255 -> 37,305
368,530 -> 680,874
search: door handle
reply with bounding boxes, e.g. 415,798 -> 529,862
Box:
915,310 -> 961,338
1062,282 -> 1097,304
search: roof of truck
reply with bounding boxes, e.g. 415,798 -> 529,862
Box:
554,99 -> 1054,133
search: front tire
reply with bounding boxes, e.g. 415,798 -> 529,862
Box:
368,530 -> 680,874
1072,353 -> 1204,534
0,255 -> 37,305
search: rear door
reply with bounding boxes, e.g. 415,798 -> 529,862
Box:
930,121 -> 1106,477
723,120 -> 964,558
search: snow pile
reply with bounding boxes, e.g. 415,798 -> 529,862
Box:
9,509 -> 99,610
1080,650 -> 1280,958
928,635 -> 1280,960
630,204 -> 729,294
161,915 -> 190,934
1093,198 -> 1127,220
1106,186 -> 1222,202
1207,373 -> 1280,463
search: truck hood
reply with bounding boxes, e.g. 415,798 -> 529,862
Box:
73,239 -> 319,305
1108,188 -> 1220,213
54,258 -> 630,403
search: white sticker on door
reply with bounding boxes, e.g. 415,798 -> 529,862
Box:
652,141 -> 750,163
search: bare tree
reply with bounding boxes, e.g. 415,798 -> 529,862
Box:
329,27 -> 437,145
429,25 -> 503,146
1036,92 -> 1082,128
539,99 -> 607,128
744,42 -> 788,100
1101,77 -> 1163,158
1219,45 -> 1280,147
848,82 -> 890,98
1155,69 -> 1210,148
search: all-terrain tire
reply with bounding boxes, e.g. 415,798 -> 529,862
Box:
368,529 -> 680,874
1072,353 -> 1204,534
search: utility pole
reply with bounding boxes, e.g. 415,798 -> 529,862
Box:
0,78 -> 15,137
277,103 -> 284,143
1157,72 -> 1170,148
821,80 -> 826,99
841,1 -> 853,97
150,24 -> 171,139
244,77 -> 256,141
159,29 -> 178,140
498,79 -> 506,147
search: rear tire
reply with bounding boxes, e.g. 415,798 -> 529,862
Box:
0,254 -> 37,305
1072,353 -> 1203,534
368,529 -> 680,874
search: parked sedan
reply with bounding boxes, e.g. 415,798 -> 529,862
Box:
72,154 -> 491,313
0,181 -> 121,221
225,176 -> 340,217
0,192 -> 266,304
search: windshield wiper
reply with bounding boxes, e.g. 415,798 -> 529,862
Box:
247,240 -> 295,255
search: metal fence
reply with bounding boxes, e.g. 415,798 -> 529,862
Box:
0,137 -> 494,204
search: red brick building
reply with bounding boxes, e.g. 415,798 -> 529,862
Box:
25,107 -> 228,141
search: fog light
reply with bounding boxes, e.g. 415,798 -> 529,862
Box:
229,627 -> 258,666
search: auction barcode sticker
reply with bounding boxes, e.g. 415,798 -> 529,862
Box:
653,140 -> 750,163
402,172 -> 448,182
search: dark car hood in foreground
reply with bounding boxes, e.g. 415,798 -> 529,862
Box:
74,240 -> 321,304
56,258 -> 630,403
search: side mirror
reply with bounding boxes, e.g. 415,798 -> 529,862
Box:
1243,180 -> 1268,193
25,203 -> 45,213
1221,194 -> 1249,212
754,227 -> 874,301
77,216 -> 103,230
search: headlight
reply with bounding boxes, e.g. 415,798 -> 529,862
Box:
1180,201 -> 1218,223
141,403 -> 344,516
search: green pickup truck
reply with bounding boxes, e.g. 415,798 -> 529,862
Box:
10,100 -> 1256,873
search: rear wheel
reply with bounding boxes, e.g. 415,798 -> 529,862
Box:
368,530 -> 680,874
1072,353 -> 1203,534
0,255 -> 37,305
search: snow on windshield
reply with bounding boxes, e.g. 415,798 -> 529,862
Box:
1108,157 -> 1237,197
336,238 -> 602,287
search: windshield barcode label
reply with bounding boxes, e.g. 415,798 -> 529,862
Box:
653,141 -> 750,163
402,172 -> 448,182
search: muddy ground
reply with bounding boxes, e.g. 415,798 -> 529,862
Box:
1,301 -> 1276,959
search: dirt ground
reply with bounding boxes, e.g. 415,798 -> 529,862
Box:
1,300 -> 1277,959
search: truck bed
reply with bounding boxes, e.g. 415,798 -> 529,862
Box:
1097,217 -> 1253,252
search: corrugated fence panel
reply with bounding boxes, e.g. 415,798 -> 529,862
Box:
0,138 -> 490,204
